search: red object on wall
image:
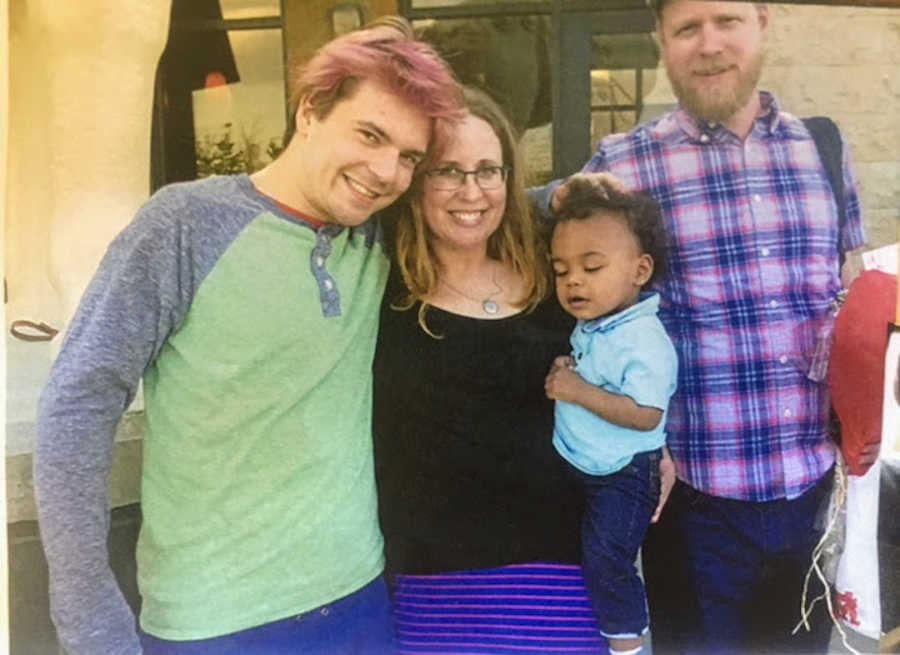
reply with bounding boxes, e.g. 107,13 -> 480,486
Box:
204,71 -> 227,88
828,270 -> 896,475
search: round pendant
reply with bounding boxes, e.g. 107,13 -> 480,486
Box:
483,299 -> 499,315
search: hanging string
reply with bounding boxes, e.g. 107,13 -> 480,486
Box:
792,458 -> 860,655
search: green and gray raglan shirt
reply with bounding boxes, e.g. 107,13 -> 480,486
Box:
34,175 -> 388,655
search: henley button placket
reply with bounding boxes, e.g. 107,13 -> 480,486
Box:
311,228 -> 342,317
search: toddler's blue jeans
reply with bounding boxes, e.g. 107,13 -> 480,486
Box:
575,449 -> 662,640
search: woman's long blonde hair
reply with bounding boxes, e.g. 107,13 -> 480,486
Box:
392,86 -> 550,334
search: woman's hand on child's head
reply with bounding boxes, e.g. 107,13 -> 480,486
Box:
545,358 -> 584,402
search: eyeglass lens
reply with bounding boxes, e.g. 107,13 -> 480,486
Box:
428,167 -> 507,190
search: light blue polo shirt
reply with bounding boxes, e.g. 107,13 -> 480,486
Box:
553,293 -> 678,476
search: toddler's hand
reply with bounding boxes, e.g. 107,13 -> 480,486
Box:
545,359 -> 584,402
552,355 -> 576,370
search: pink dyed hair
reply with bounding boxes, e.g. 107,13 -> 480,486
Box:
290,16 -> 462,127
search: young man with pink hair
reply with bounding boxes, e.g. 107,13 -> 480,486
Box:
34,18 -> 460,655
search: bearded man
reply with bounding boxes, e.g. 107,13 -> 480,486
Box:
540,1 -> 866,652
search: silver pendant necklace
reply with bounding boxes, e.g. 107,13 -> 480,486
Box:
439,269 -> 503,315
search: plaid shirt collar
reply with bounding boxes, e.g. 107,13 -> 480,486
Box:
656,90 -> 786,146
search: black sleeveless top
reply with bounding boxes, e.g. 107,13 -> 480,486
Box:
373,271 -> 583,576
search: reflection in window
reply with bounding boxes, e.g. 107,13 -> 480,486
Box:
414,15 -> 553,181
590,33 -> 659,147
414,13 -> 659,183
411,0 -> 542,6
192,29 -> 286,177
220,0 -> 281,19
152,0 -> 286,190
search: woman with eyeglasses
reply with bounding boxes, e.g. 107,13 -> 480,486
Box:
373,86 -> 597,652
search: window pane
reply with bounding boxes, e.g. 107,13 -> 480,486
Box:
411,0 -> 543,6
414,16 -> 553,182
590,32 -> 659,147
590,109 -> 637,147
192,28 -> 286,177
220,0 -> 281,19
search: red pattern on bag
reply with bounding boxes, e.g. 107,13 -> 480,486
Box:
835,590 -> 861,626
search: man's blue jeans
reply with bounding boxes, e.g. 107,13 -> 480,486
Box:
679,471 -> 834,654
139,575 -> 396,654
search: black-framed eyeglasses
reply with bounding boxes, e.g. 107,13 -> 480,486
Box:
424,165 -> 510,191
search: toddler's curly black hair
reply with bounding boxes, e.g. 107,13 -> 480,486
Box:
552,176 -> 669,288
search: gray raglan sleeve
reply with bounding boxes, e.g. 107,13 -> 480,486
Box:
34,193 -> 194,655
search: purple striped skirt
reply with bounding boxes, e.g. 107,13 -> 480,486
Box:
392,563 -> 607,654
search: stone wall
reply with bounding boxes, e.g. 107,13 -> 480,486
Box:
767,4 -> 900,248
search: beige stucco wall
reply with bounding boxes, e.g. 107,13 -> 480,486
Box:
2,0 -> 11,648
6,1 -> 170,332
4,3 -> 899,522
5,0 -> 170,521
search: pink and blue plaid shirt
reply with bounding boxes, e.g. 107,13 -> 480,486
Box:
583,92 -> 865,501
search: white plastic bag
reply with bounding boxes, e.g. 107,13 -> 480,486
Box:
834,461 -> 883,640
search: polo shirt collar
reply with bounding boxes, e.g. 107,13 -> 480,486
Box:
580,292 -> 660,334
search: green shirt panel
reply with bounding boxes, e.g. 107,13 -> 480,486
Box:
138,213 -> 388,639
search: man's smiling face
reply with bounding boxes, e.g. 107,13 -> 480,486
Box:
658,0 -> 769,125
293,78 -> 431,227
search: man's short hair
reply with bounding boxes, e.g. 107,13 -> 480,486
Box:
649,0 -> 669,19
288,16 -> 461,134
651,0 -> 765,21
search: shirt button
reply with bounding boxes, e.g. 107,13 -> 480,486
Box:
315,256 -> 324,267
324,279 -> 334,291
761,247 -> 770,256
753,194 -> 762,203
779,355 -> 789,364
320,607 -> 330,617
769,300 -> 778,308
784,408 -> 793,418
699,134 -> 710,144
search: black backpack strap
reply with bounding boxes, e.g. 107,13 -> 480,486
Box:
802,116 -> 847,268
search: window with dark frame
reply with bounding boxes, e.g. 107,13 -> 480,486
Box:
151,0 -> 659,190
150,0 -> 899,190
151,0 -> 287,192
